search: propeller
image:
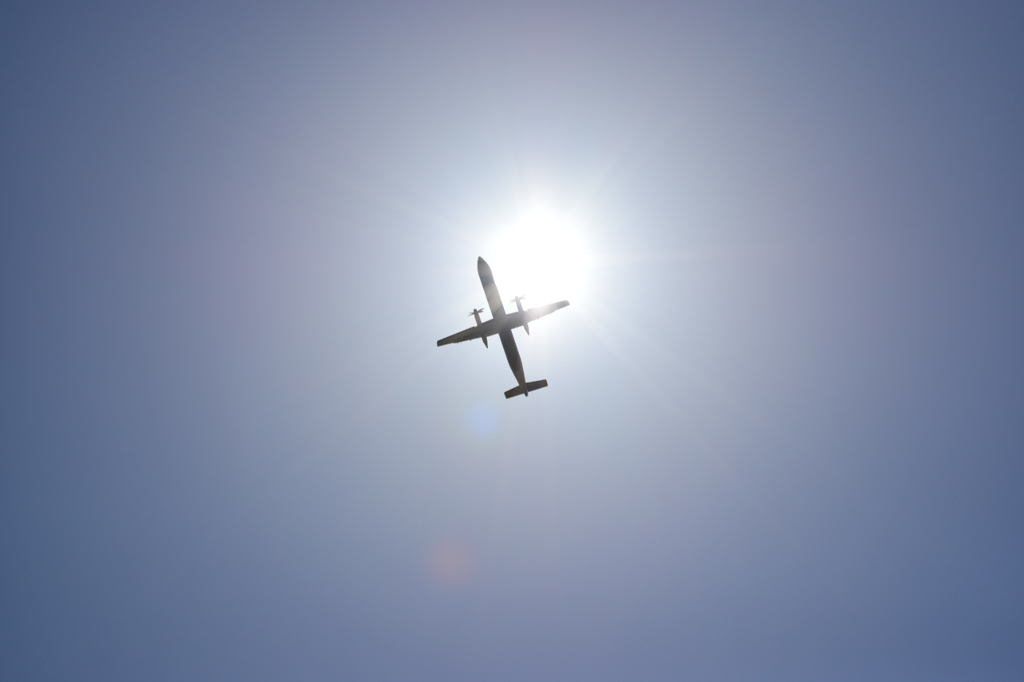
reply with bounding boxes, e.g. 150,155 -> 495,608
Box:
468,307 -> 488,348
509,296 -> 530,334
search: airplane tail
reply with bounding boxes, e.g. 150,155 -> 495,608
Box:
504,380 -> 548,399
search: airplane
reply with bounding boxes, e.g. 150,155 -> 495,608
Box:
437,257 -> 569,398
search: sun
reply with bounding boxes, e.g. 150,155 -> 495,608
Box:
485,205 -> 590,305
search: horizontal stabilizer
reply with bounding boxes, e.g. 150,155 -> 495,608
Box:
504,379 -> 548,399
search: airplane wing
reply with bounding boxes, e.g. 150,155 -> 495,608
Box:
524,300 -> 570,323
437,325 -> 488,347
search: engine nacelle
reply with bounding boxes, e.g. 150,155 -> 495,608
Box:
469,308 -> 488,347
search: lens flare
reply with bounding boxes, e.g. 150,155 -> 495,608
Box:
465,405 -> 499,438
427,540 -> 475,587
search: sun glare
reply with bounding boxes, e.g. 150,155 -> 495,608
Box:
485,205 -> 589,305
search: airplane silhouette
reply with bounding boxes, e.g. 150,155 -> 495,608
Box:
437,257 -> 569,398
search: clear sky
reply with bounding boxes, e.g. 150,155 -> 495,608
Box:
2,2 -> 1022,680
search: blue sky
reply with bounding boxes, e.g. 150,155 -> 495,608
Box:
2,2 -> 1023,680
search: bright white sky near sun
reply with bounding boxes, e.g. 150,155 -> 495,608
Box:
484,203 -> 591,305
1,2 -> 1023,681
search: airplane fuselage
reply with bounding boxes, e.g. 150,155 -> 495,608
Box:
461,309 -> 535,341
436,257 -> 569,398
